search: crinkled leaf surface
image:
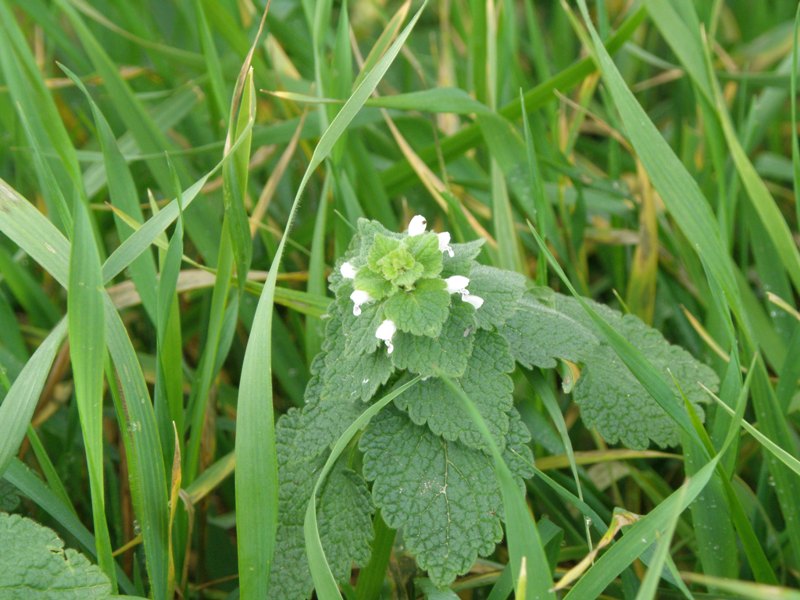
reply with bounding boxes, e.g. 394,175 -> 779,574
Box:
317,466 -> 374,580
441,239 -> 485,277
466,264 -> 526,329
0,512 -> 112,598
360,407 -> 504,587
395,330 -> 514,451
383,278 -> 450,336
405,232 -> 444,279
0,481 -> 20,512
338,297 -> 385,356
499,293 -> 598,369
270,410 -> 374,599
555,295 -> 718,449
391,302 -> 476,377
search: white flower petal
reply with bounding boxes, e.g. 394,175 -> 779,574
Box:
350,290 -> 372,316
407,214 -> 427,236
463,294 -> 484,309
340,261 -> 357,279
375,319 -> 397,354
437,232 -> 454,257
445,275 -> 470,295
375,319 -> 397,341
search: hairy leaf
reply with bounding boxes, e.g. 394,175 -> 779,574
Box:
360,407 -> 504,586
467,264 -> 526,329
395,330 -> 515,451
383,278 -> 450,336
441,239 -> 485,277
499,293 -> 598,369
556,295 -> 718,449
0,512 -> 111,598
391,302 -> 476,377
270,410 -> 374,599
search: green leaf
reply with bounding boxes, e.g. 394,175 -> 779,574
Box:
338,298 -> 385,356
499,292 -> 598,369
466,264 -> 526,329
68,201 -> 114,586
270,411 -> 376,599
322,309 -> 395,402
405,232 -> 445,279
0,512 -> 112,598
0,320 -> 67,476
360,406 -> 504,587
383,278 -> 450,336
353,267 -> 394,301
556,295 -> 718,449
395,330 -> 515,452
391,302 -> 476,377
0,481 -> 20,512
441,239 -> 485,277
317,466 -> 374,581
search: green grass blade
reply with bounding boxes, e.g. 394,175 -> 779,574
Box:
51,0 -> 219,261
0,178 -> 70,287
563,456 -> 719,599
68,201 -> 115,588
380,6 -> 647,195
62,65 -> 160,322
0,320 -> 66,475
633,485 -> 686,600
575,1 -> 744,321
104,296 -> 170,600
793,3 -> 800,227
223,67 -> 255,291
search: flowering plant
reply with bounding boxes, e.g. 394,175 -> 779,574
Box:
268,217 -> 718,596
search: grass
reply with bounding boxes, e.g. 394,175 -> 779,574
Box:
0,0 -> 799,598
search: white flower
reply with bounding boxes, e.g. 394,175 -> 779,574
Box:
445,275 -> 470,295
463,294 -> 484,309
340,261 -> 357,279
375,319 -> 397,354
437,232 -> 454,257
350,289 -> 372,316
407,215 -> 427,236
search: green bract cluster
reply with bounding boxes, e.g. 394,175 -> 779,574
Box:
268,218 -> 719,596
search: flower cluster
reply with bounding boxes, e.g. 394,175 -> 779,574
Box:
338,215 -> 484,354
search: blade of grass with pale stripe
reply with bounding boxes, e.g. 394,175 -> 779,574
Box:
68,201 -> 115,588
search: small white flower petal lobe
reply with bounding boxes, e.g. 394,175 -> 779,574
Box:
340,261 -> 357,279
445,275 -> 470,295
375,319 -> 397,341
407,215 -> 427,236
350,290 -> 372,316
463,294 -> 484,309
437,232 -> 454,257
375,319 -> 397,354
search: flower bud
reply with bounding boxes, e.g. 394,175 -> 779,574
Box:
407,215 -> 427,236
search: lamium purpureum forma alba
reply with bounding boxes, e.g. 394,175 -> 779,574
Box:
267,216 -> 719,597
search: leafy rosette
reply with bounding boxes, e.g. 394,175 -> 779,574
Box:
268,216 -> 718,596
